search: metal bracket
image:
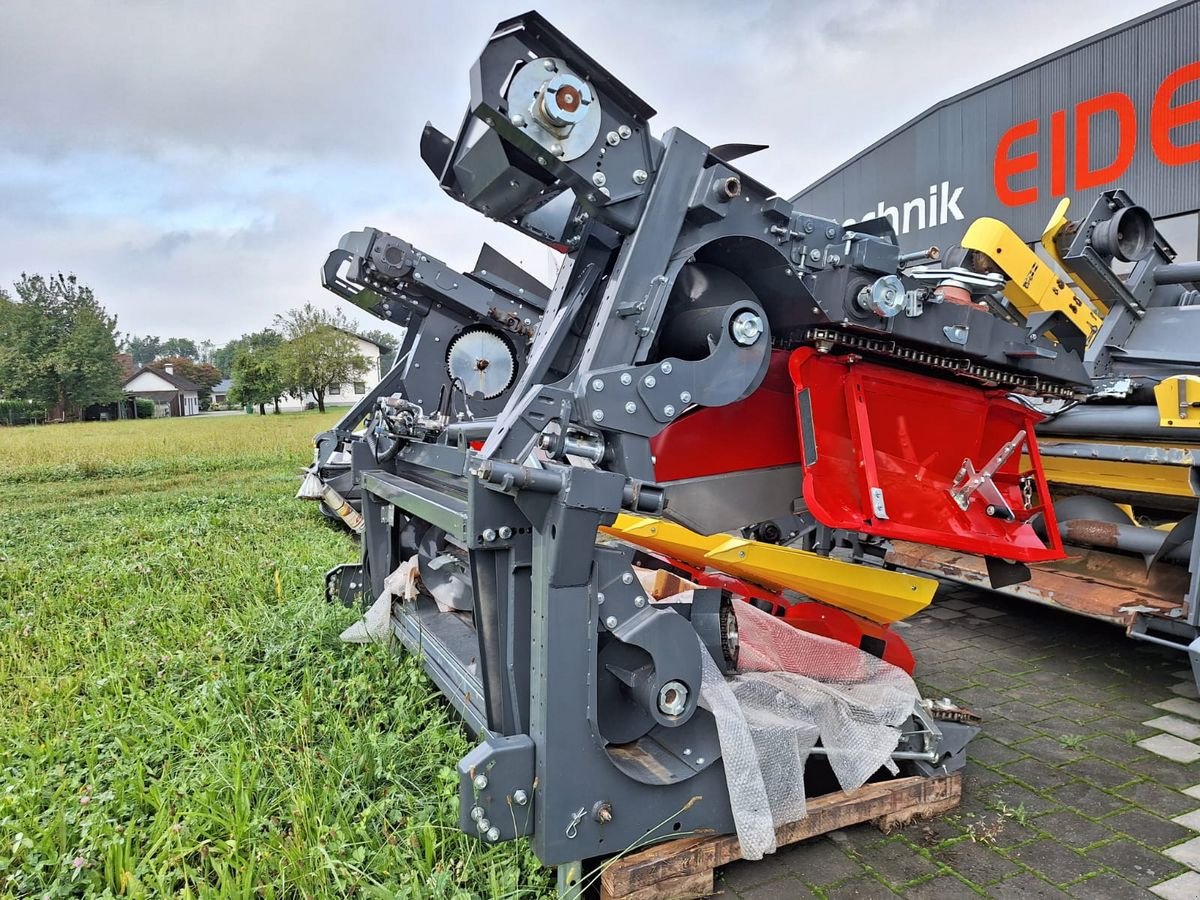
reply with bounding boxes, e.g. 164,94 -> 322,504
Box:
324,563 -> 367,608
949,430 -> 1026,519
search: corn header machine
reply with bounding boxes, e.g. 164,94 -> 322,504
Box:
299,10 -> 1198,886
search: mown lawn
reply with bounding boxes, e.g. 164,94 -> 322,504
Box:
0,413 -> 548,898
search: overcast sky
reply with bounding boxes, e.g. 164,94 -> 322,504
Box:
0,0 -> 1168,345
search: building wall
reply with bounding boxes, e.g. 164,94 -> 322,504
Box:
793,1 -> 1200,260
278,336 -> 385,410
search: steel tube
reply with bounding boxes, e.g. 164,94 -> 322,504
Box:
1038,405 -> 1179,439
1154,262 -> 1200,285
1059,517 -> 1191,562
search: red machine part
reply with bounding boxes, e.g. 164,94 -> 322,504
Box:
788,347 -> 1062,562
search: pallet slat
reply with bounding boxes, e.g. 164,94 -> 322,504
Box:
600,773 -> 961,900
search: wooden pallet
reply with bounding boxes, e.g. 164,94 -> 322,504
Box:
599,773 -> 962,900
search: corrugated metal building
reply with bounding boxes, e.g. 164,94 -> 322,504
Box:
793,0 -> 1200,263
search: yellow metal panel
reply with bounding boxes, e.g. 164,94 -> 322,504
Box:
1036,455 -> 1196,499
962,215 -> 1104,345
1154,376 -> 1200,429
602,515 -> 934,624
1038,198 -> 1109,313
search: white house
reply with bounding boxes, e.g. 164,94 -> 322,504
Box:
277,329 -> 395,410
123,364 -> 203,417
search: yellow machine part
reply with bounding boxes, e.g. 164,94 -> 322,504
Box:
1032,443 -> 1198,500
1154,375 -> 1200,429
1039,198 -> 1108,313
962,212 -> 1104,345
602,514 -> 935,624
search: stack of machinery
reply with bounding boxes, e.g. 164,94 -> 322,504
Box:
298,10 -> 1200,889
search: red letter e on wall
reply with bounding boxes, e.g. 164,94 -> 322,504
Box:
994,119 -> 1039,206
1152,60 -> 1200,166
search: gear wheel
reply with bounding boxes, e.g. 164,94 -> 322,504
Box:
922,697 -> 982,726
719,595 -> 740,670
445,327 -> 516,399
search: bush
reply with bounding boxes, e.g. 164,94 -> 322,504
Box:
135,399 -> 155,419
0,398 -> 48,425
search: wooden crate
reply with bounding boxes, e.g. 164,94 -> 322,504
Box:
599,773 -> 962,900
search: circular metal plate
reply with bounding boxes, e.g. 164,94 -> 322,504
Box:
446,327 -> 516,399
506,57 -> 602,162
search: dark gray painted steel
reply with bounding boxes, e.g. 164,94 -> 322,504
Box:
793,1 -> 1200,253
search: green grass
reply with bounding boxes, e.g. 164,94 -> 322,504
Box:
0,413 -> 549,898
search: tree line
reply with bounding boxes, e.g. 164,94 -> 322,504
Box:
0,273 -> 398,422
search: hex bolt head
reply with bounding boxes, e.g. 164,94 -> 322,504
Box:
513,789 -> 529,806
605,615 -> 618,629
658,680 -> 688,716
621,572 -> 634,584
486,826 -> 501,842
617,124 -> 632,139
634,595 -> 646,608
605,131 -> 620,146
473,774 -> 489,790
632,169 -> 648,184
482,528 -> 497,543
664,405 -> 676,417
477,817 -> 491,832
592,409 -> 604,422
510,114 -> 526,127
679,391 -> 692,403
591,378 -> 604,392
470,806 -> 485,821
624,401 -> 637,414
591,171 -> 607,187
730,311 -> 765,346
809,248 -> 821,261
660,361 -> 673,374
543,59 -> 556,71
498,526 -> 513,540
826,226 -> 837,238
643,375 -> 656,388
619,372 -> 632,385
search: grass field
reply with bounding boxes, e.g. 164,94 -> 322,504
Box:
0,413 -> 549,898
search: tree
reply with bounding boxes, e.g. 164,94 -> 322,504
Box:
159,337 -> 199,360
274,304 -> 368,413
123,334 -> 162,368
0,274 -> 123,417
358,326 -> 403,371
229,333 -> 285,415
155,355 -> 223,408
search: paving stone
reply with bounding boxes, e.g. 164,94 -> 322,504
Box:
733,874 -> 819,898
1148,761 -> 1200,791
1033,810 -> 1113,849
1137,734 -> 1200,764
1145,715 -> 1200,742
718,852 -> 796,892
931,836 -> 1021,884
924,607 -> 966,620
1169,681 -> 1200,699
1004,757 -> 1070,790
1011,838 -> 1101,884
1061,756 -> 1140,789
858,838 -> 938,887
1171,810 -> 1200,832
1068,871 -> 1154,898
780,836 -> 861,886
1040,699 -> 1109,724
1151,870 -> 1200,899
900,875 -> 978,898
1155,698 -> 1200,721
970,737 -> 1026,767
1013,736 -> 1091,766
1184,785 -> 1200,801
965,606 -> 1007,619
827,823 -> 890,853
1103,809 -> 1193,848
1164,835 -> 1200,870
1050,781 -> 1130,817
821,874 -> 898,898
1088,839 -> 1185,886
1115,783 -> 1198,818
990,781 -> 1062,815
988,872 -> 1071,897
938,597 -> 974,611
1075,734 -> 1152,765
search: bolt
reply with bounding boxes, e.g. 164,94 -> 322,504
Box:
477,817 -> 491,832
809,248 -> 821,261
634,595 -> 645,608
624,401 -> 637,414
621,572 -> 634,584
543,60 -> 555,71
482,528 -> 497,543
660,361 -> 673,374
632,169 -> 648,184
617,124 -> 632,139
510,114 -> 526,127
730,311 -> 765,346
592,409 -> 604,422
679,391 -> 691,403
658,680 -> 688,716
474,774 -> 488,790
664,405 -> 675,417
605,131 -> 620,146
683,748 -> 692,756
592,171 -> 607,187
591,378 -> 604,392
620,372 -> 632,385
551,143 -> 565,157
498,526 -> 513,539
514,789 -> 529,806
471,806 -> 485,821
605,615 -> 618,629
597,591 -> 605,605
826,226 -> 837,238
486,826 -> 501,842
537,156 -> 547,165
643,375 -> 656,388
803,219 -> 815,233
593,802 -> 613,824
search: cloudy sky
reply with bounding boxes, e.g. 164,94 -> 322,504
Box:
0,0 -> 1167,345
